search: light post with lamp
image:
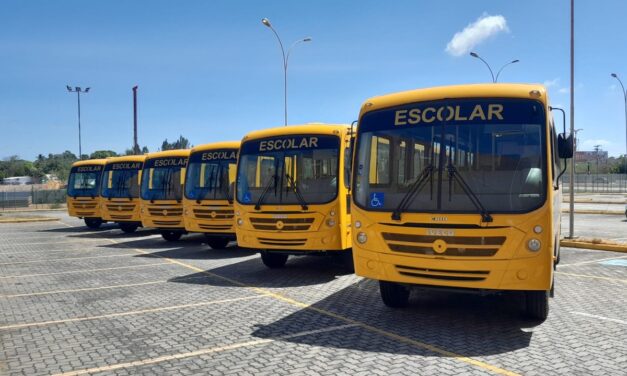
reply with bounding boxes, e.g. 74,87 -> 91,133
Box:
469,52 -> 519,83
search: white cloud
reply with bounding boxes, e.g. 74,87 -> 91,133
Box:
558,87 -> 569,94
445,14 -> 509,57
543,78 -> 559,88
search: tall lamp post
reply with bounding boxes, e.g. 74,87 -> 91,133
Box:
261,18 -> 312,126
469,52 -> 519,83
66,86 -> 90,159
611,73 -> 627,190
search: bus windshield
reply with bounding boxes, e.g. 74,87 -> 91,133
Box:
101,162 -> 143,199
140,157 -> 187,201
237,135 -> 340,206
185,149 -> 238,201
354,98 -> 547,214
67,165 -> 103,197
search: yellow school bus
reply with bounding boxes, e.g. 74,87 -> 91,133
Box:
139,149 -> 190,241
234,124 -> 353,268
351,84 -> 572,320
66,159 -> 107,229
100,155 -> 146,233
183,141 -> 240,249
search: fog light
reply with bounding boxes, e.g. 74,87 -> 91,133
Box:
357,232 -> 367,244
527,238 -> 541,252
533,225 -> 543,234
326,218 -> 336,227
355,220 -> 362,229
237,218 -> 244,226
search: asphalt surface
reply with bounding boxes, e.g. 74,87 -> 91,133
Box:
1,212 -> 626,375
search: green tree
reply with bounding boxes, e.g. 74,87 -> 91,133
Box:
161,135 -> 190,151
89,150 -> 118,159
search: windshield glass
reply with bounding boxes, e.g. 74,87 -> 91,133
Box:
140,156 -> 187,201
101,161 -> 143,199
354,98 -> 547,214
236,134 -> 340,205
67,165 -> 103,197
185,149 -> 238,201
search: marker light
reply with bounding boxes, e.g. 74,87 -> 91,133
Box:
533,225 -> 543,234
527,238 -> 541,252
237,218 -> 244,226
357,232 -> 367,244
329,210 -> 336,217
354,220 -> 362,229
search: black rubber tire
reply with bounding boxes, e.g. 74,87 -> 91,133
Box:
206,237 -> 230,249
524,290 -> 549,321
379,281 -> 410,308
260,252 -> 288,268
161,231 -> 182,242
84,218 -> 102,229
119,223 -> 139,233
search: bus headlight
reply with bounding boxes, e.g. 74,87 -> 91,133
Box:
329,210 -> 336,217
237,218 -> 244,226
357,232 -> 367,244
355,220 -> 362,229
527,238 -> 541,252
326,218 -> 336,227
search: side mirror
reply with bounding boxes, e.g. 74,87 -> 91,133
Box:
558,134 -> 573,159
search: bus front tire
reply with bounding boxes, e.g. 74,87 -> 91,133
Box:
84,218 -> 102,229
206,236 -> 230,250
524,290 -> 549,321
119,223 -> 138,233
161,231 -> 182,242
260,252 -> 288,268
379,281 -> 410,308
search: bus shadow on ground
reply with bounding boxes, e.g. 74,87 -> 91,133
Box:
169,256 -> 352,288
248,278 -> 535,357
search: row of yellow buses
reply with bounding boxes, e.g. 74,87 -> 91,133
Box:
66,83 -> 574,320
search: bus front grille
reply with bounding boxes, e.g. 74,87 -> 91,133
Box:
382,233 -> 504,257
395,264 -> 489,282
72,202 -> 97,210
193,208 -> 234,220
148,207 -> 183,217
250,217 -> 314,231
257,237 -> 307,246
106,203 -> 136,213
199,224 -> 232,231
153,220 -> 182,226
110,215 -> 133,220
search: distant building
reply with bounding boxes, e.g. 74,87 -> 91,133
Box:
1,176 -> 34,185
575,150 -> 608,164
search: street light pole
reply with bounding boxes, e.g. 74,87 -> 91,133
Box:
611,73 -> 627,190
469,52 -> 519,83
261,18 -> 311,126
568,0 -> 575,238
66,86 -> 90,159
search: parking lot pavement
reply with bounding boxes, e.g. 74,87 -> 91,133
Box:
562,212 -> 627,243
1,213 -> 626,375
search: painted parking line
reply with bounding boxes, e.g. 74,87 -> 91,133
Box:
0,262 -> 170,279
599,259 -> 627,267
0,239 -> 111,247
0,295 -> 263,330
556,271 -> 627,284
558,254 -> 627,267
52,324 -> 358,376
0,253 -> 136,266
107,241 -> 519,376
571,312 -> 627,325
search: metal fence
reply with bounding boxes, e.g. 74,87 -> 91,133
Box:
562,173 -> 627,193
0,187 -> 66,211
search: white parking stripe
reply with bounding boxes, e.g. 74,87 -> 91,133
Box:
571,312 -> 627,325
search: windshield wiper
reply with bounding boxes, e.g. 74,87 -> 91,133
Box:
391,164 -> 434,221
285,173 -> 308,211
255,174 -> 277,210
219,166 -> 233,204
446,157 -> 493,223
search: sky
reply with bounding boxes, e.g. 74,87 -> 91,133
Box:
1,0 -> 626,160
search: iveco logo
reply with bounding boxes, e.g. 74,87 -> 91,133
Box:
276,220 -> 285,230
427,229 -> 455,237
162,209 -> 168,216
431,216 -> 448,221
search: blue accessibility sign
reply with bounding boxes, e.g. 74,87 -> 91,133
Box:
369,192 -> 384,208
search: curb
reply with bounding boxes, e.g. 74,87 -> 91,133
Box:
0,217 -> 60,224
561,209 -> 625,215
0,208 -> 66,213
560,239 -> 627,253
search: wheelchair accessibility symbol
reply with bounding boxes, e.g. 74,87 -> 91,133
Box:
369,192 -> 384,208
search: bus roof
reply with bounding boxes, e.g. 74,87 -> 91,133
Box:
242,123 -> 350,142
190,141 -> 241,154
359,83 -> 549,115
71,159 -> 108,167
103,155 -> 146,165
144,149 -> 190,160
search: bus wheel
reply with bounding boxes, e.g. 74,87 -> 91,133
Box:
84,218 -> 102,229
206,237 -> 229,250
260,252 -> 288,268
161,231 -> 182,242
524,290 -> 549,321
119,223 -> 138,233
379,281 -> 409,308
